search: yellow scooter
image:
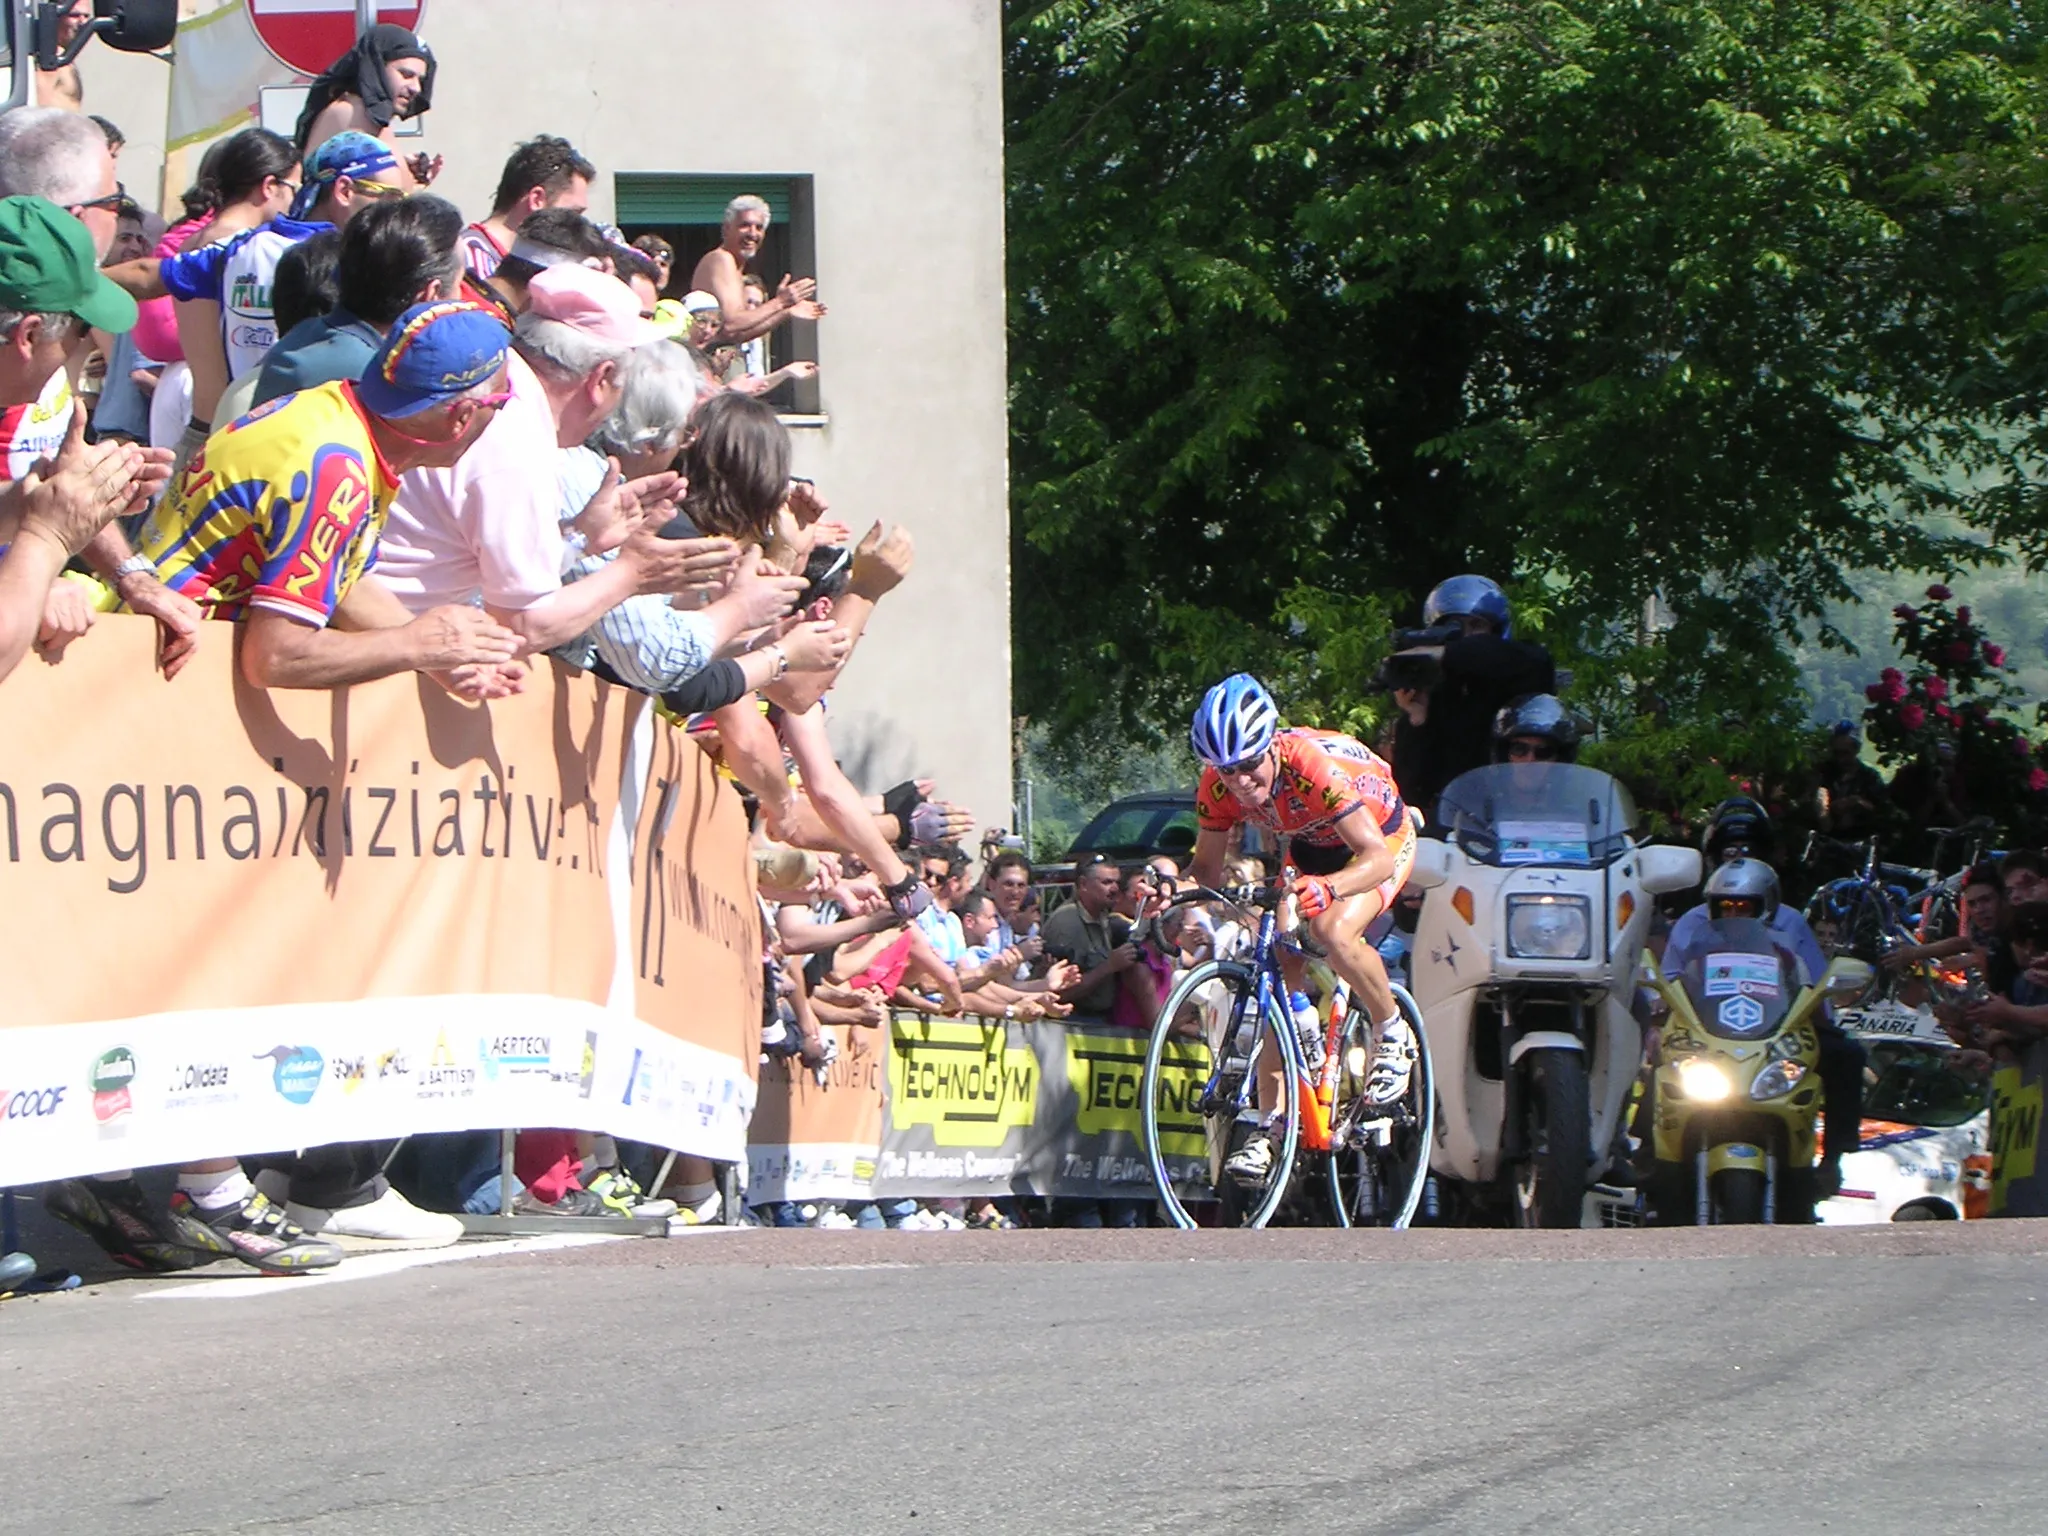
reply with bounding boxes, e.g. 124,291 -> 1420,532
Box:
1647,916 -> 1872,1224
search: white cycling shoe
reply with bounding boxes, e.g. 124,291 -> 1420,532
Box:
1365,1028 -> 1417,1107
1222,1133 -> 1275,1184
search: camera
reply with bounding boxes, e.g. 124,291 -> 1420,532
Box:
1370,622 -> 1463,693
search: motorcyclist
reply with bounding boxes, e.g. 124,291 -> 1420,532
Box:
1659,799 -> 1866,1195
1492,693 -> 1578,766
1387,576 -> 1556,818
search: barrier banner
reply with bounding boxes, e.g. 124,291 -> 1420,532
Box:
0,616 -> 760,1187
745,1011 -> 1214,1203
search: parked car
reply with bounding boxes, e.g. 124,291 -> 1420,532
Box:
1817,1002 -> 1991,1223
1033,790 -> 1276,897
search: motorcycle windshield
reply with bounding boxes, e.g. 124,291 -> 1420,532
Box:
1436,764 -> 1638,868
1677,919 -> 1800,1040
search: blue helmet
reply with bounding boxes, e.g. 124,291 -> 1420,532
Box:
1191,674 -> 1279,768
1423,574 -> 1512,639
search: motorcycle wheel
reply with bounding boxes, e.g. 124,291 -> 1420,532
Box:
1141,960 -> 1301,1230
1512,1048 -> 1591,1229
1711,1168 -> 1766,1224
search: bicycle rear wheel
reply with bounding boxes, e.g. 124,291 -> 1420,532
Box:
1327,983 -> 1435,1229
1141,959 -> 1301,1229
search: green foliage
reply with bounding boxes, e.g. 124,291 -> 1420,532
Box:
1004,0 -> 2048,815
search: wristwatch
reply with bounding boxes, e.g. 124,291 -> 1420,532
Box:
112,554 -> 155,584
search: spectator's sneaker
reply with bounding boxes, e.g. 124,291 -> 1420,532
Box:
927,1208 -> 968,1230
967,1206 -> 1018,1230
1223,1133 -> 1275,1184
585,1167 -> 678,1221
0,1252 -> 36,1292
44,1177 -> 226,1272
513,1188 -> 610,1217
175,1188 -> 341,1275
669,1187 -> 724,1226
286,1187 -> 463,1252
1365,1028 -> 1417,1106
896,1209 -> 944,1231
811,1206 -> 857,1230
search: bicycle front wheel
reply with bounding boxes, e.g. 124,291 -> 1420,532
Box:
1141,959 -> 1301,1229
1327,982 -> 1435,1229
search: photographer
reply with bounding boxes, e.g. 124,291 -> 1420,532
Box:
1383,575 -> 1555,817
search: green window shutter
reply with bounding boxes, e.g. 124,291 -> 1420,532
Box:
614,175 -> 792,225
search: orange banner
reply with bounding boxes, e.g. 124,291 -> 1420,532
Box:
0,615 -> 759,1185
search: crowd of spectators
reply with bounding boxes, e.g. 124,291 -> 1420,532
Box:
0,45 -> 1084,1267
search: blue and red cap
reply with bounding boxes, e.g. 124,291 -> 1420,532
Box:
355,300 -> 511,419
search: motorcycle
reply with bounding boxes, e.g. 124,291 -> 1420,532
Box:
1407,763 -> 1700,1226
1646,920 -> 1872,1223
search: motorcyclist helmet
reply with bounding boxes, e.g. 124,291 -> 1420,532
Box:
1704,857 -> 1781,923
1702,795 -> 1777,865
1190,673 -> 1279,770
1422,574 -> 1513,639
1491,694 -> 1580,764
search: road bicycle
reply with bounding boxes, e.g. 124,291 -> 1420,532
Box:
1801,833 -> 1922,970
1138,877 -> 1434,1229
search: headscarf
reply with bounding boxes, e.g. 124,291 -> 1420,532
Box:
292,25 -> 435,151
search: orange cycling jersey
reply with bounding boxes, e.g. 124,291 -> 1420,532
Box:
1196,728 -> 1406,849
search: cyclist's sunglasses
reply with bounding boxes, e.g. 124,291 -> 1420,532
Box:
1216,750 -> 1267,776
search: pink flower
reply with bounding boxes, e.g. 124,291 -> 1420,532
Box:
1985,643 -> 2006,667
1864,683 -> 1885,703
1958,606 -> 1973,624
1882,678 -> 1910,703
1927,583 -> 1953,600
1935,705 -> 1956,724
1946,642 -> 1973,663
1881,667 -> 1904,683
1899,703 -> 1926,730
2030,768 -> 2048,793
1894,604 -> 1917,620
1924,676 -> 1949,701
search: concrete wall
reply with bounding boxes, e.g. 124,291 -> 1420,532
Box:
83,0 -> 1015,836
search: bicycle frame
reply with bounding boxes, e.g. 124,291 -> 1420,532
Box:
1202,899 -> 1343,1153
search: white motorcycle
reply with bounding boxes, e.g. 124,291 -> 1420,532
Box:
1405,763 -> 1700,1226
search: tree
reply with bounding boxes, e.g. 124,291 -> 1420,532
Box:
1006,0 -> 2043,786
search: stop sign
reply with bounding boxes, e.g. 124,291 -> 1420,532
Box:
248,0 -> 427,78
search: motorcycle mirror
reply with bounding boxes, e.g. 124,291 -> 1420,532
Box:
32,0 -> 172,71
1408,837 -> 1451,891
1821,957 -> 1875,999
1636,843 -> 1704,896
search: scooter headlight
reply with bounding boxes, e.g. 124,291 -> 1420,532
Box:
1750,1060 -> 1807,1100
1678,1059 -> 1732,1102
1505,895 -> 1592,960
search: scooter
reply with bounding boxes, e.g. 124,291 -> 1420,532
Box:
1406,763 -> 1700,1226
1646,923 -> 1872,1223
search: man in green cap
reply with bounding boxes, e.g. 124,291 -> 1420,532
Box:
0,196 -> 171,685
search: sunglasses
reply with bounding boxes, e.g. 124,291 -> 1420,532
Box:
349,179 -> 409,200
1507,740 -> 1558,762
1076,854 -> 1115,874
467,389 -> 515,413
74,182 -> 128,213
1216,752 -> 1266,777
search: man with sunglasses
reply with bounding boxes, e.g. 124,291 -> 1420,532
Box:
129,300 -> 527,696
1186,676 -> 1419,1179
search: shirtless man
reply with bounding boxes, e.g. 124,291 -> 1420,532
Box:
687,194 -> 827,348
33,0 -> 92,110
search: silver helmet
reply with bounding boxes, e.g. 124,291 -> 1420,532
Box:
1704,857 -> 1780,922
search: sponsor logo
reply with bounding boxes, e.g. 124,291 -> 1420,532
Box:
256,1046 -> 323,1105
331,1055 -> 367,1095
416,1030 -> 477,1099
88,1047 -> 137,1124
1717,995 -> 1765,1033
164,1061 -> 234,1110
578,1030 -> 597,1100
376,1048 -> 411,1082
479,1034 -> 553,1082
1,1085 -> 67,1122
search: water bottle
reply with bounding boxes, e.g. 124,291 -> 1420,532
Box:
1290,991 -> 1324,1073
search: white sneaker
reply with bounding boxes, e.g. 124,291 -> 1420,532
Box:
896,1209 -> 943,1231
929,1208 -> 968,1231
1223,1133 -> 1274,1183
1366,1028 -> 1417,1106
286,1186 -> 463,1251
670,1188 -> 722,1227
811,1207 -> 857,1230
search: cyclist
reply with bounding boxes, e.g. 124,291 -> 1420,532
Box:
1185,674 -> 1418,1180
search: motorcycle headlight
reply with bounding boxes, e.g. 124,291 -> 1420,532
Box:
1750,1060 -> 1807,1100
1678,1059 -> 1732,1102
1505,895 -> 1592,960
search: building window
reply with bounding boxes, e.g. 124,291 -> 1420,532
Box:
615,173 -> 820,417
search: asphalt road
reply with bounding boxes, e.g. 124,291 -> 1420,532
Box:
5,1224 -> 2046,1535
